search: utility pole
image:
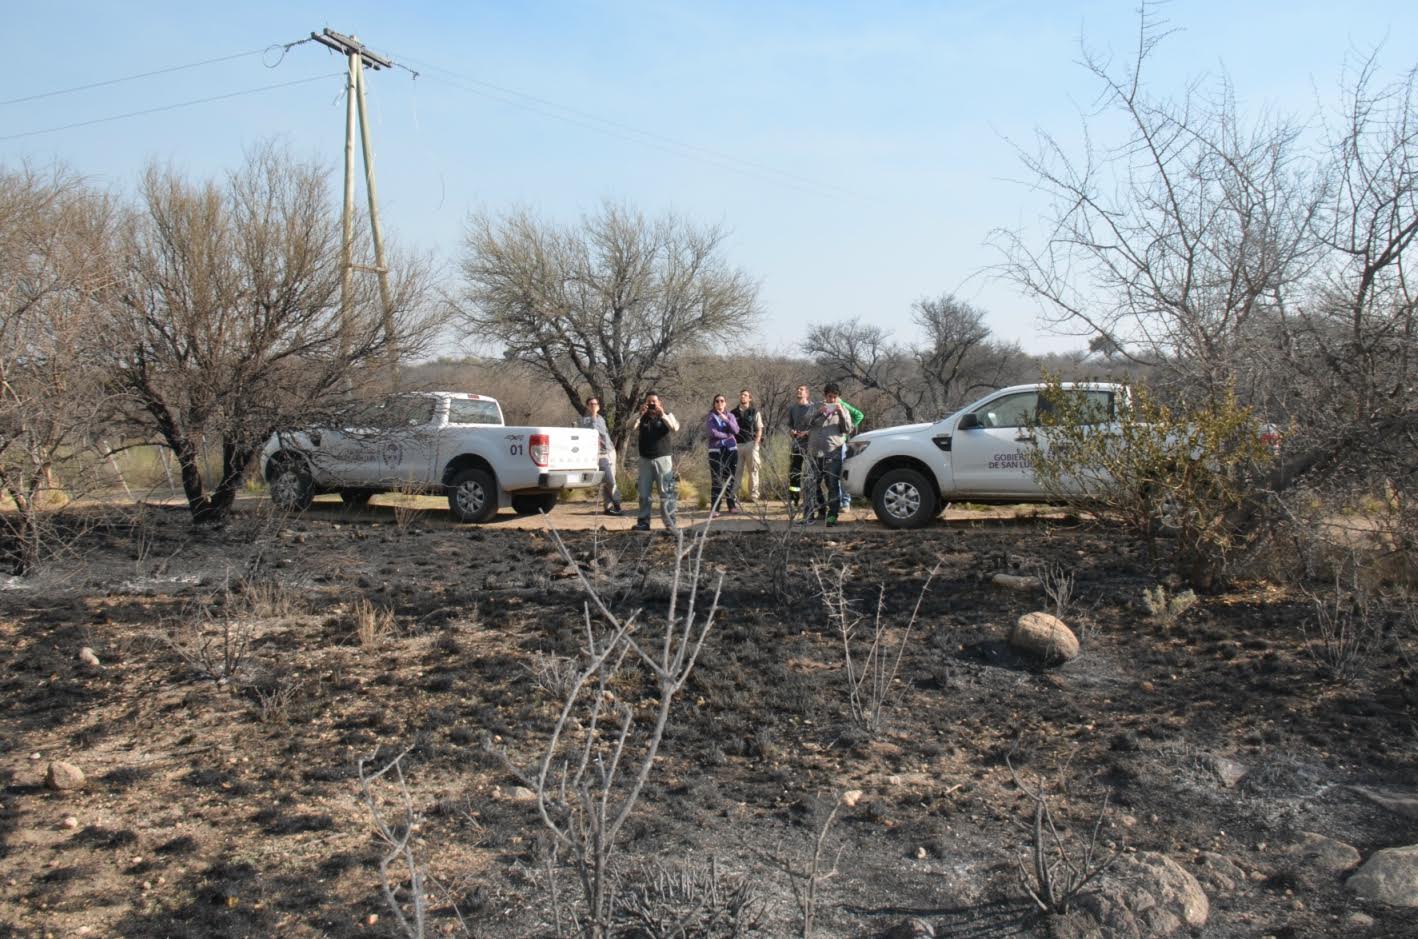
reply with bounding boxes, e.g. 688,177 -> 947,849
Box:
311,28 -> 401,387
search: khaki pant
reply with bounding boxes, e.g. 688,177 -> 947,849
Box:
736,440 -> 762,500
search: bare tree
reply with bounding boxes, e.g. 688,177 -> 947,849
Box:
994,4 -> 1418,528
803,294 -> 1021,424
104,144 -> 435,523
0,164 -> 117,573
455,202 -> 760,453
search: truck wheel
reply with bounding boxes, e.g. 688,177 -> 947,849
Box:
340,488 -> 374,508
872,467 -> 937,529
447,467 -> 498,523
512,493 -> 559,516
268,459 -> 314,513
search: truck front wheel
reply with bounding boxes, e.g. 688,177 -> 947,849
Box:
268,458 -> 314,513
872,467 -> 937,529
447,468 -> 498,523
512,493 -> 559,516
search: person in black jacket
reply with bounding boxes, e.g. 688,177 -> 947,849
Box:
628,391 -> 680,531
730,388 -> 764,502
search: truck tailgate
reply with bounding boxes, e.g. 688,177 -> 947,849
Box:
546,428 -> 599,470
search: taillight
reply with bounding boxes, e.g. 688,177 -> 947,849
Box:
529,434 -> 550,467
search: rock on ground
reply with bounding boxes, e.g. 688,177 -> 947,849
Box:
1280,831 -> 1362,878
45,761 -> 86,791
1348,786 -> 1418,821
992,572 -> 1042,591
1056,851 -> 1209,939
1009,612 -> 1080,663
1189,851 -> 1248,895
1347,844 -> 1418,908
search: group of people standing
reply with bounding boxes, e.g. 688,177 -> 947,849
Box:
576,383 -> 862,530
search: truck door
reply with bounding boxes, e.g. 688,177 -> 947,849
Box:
949,391 -> 1041,497
371,395 -> 440,488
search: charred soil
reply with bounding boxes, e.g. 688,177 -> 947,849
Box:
1,503 -> 1415,937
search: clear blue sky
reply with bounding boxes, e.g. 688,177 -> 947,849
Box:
5,1 -> 1416,355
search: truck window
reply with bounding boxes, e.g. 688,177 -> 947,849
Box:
971,392 -> 1038,428
364,396 -> 436,429
447,399 -> 502,425
1036,389 -> 1116,425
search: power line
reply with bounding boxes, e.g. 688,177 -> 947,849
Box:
0,74 -> 341,142
0,38 -> 313,108
386,50 -> 874,202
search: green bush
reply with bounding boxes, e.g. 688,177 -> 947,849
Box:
1031,380 -> 1274,590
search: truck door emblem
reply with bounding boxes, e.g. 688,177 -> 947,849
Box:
382,442 -> 402,468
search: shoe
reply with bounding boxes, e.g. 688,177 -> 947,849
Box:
605,505 -> 623,516
826,515 -> 838,528
633,520 -> 651,531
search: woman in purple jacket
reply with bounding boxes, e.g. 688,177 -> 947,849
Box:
704,394 -> 740,514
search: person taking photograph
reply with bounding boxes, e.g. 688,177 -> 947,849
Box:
628,391 -> 680,531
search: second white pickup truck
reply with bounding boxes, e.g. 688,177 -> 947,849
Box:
842,382 -> 1128,528
261,391 -> 603,522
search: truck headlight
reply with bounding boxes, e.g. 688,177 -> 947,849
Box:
845,440 -> 870,459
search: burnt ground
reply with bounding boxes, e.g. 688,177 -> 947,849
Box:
1,500 -> 1416,938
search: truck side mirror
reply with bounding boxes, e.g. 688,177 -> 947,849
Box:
957,413 -> 981,431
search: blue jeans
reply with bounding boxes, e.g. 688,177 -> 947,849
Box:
637,455 -> 677,527
804,451 -> 844,518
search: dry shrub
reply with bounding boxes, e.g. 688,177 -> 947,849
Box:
1142,585 -> 1197,630
1302,567 -> 1382,681
352,596 -> 396,647
612,859 -> 763,938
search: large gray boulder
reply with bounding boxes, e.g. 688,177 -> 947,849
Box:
1009,612 -> 1080,663
1347,844 -> 1418,907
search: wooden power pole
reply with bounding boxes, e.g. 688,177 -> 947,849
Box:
311,28 -> 401,386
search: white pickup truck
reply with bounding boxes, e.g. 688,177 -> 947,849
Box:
260,391 -> 603,522
842,382 -> 1127,529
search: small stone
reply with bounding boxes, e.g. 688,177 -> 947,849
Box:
880,918 -> 934,938
887,775 -> 902,786
915,846 -> 928,859
1207,755 -> 1248,788
508,786 -> 537,802
366,913 -> 379,926
44,761 -> 86,791
1347,912 -> 1375,928
1139,680 -> 1156,693
991,572 -> 1042,591
841,789 -> 863,807
78,647 -> 101,668
61,816 -> 78,829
